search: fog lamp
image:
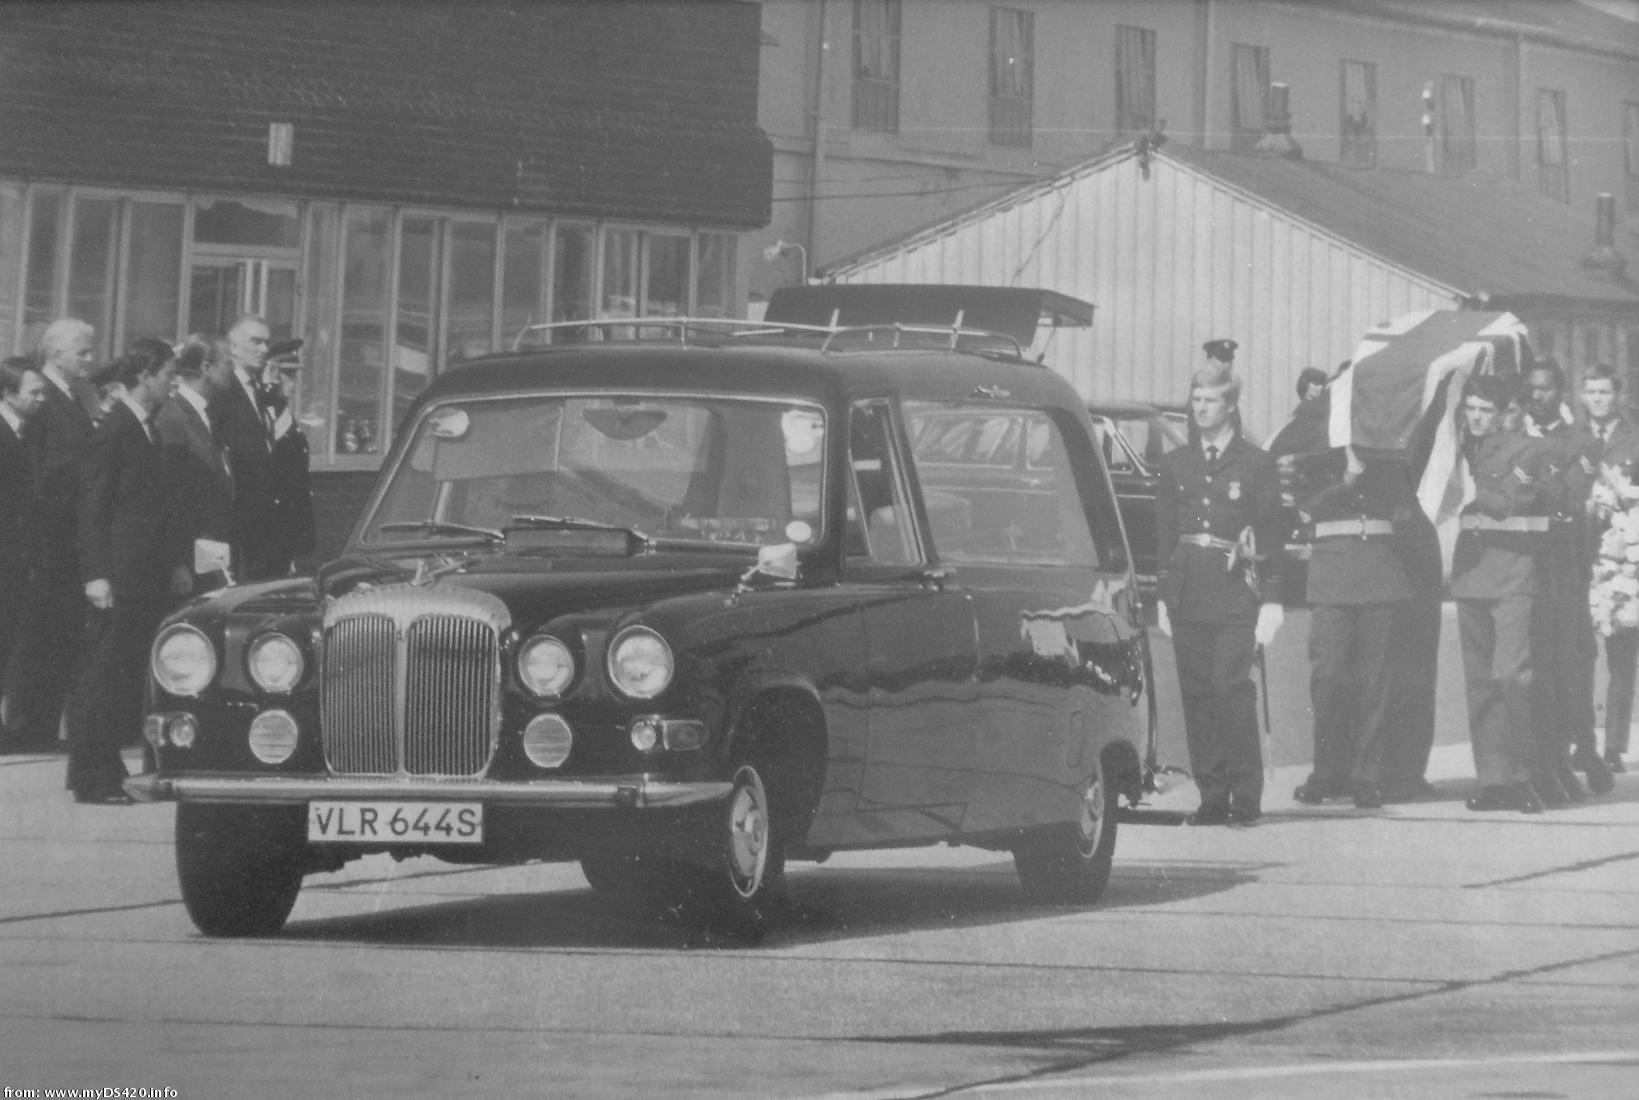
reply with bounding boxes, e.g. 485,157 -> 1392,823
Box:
630,717 -> 661,752
522,713 -> 573,768
169,714 -> 198,749
247,709 -> 297,764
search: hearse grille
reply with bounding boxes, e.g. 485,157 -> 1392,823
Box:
319,584 -> 511,778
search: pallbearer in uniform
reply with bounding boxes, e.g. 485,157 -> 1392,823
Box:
1522,359 -> 1612,801
1156,346 -> 1286,826
1580,364 -> 1638,773
1452,374 -> 1548,814
1292,445 -> 1415,809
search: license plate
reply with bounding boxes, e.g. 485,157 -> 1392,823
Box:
308,801 -> 484,844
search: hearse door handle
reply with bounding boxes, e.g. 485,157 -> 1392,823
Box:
919,567 -> 954,590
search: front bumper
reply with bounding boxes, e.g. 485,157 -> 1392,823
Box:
124,773 -> 733,809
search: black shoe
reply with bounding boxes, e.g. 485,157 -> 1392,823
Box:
1293,782 -> 1337,805
1605,754 -> 1627,774
1186,804 -> 1231,826
73,788 -> 133,805
1514,783 -> 1545,814
1574,749 -> 1616,795
1466,785 -> 1522,812
1228,804 -> 1262,825
1353,787 -> 1385,809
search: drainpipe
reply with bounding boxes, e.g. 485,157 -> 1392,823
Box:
805,0 -> 829,274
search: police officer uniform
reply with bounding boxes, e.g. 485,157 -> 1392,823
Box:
1156,429 -> 1284,823
1525,410 -> 1609,799
1295,452 -> 1415,807
1452,427 -> 1548,812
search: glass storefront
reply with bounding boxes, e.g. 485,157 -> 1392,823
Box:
0,182 -> 740,466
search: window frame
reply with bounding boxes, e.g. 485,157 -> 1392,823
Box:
1438,74 -> 1477,176
1339,59 -> 1377,169
1114,25 -> 1158,138
1536,87 -> 1569,204
1231,43 -> 1271,151
988,6 -> 1034,149
851,0 -> 901,133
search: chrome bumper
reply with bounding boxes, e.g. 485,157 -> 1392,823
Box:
124,772 -> 733,809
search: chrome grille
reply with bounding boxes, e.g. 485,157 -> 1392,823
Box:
404,616 -> 495,776
319,584 -> 510,779
321,615 -> 397,774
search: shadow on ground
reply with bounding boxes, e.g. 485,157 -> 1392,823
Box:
279,855 -> 1272,951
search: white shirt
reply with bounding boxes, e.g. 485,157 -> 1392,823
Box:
1199,424 -> 1234,458
42,363 -> 75,400
0,402 -> 22,438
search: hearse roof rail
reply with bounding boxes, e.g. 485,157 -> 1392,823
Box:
510,316 -> 1029,361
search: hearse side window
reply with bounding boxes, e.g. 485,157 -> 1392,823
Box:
905,401 -> 1107,568
846,400 -> 920,565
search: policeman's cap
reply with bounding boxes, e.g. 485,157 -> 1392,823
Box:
266,337 -> 304,370
1203,338 -> 1238,363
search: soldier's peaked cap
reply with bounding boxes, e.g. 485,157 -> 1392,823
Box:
1203,338 -> 1238,363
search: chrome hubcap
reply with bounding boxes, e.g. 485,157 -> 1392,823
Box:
1077,769 -> 1105,857
727,765 -> 769,897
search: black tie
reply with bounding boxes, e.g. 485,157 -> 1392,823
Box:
1205,444 -> 1218,465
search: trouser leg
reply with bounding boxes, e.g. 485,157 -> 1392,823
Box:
1605,629 -> 1638,758
1174,622 -> 1229,809
1307,602 -> 1357,790
1387,591 -> 1440,784
1210,623 -> 1262,811
1349,601 -> 1399,789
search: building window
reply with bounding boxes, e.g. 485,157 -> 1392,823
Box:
1340,60 -> 1376,168
553,222 -> 595,324
1231,44 -> 1270,151
1115,25 -> 1157,137
0,184 -> 24,357
337,207 -> 391,455
989,7 -> 1033,148
1537,88 -> 1569,203
852,0 -> 900,133
1625,102 -> 1639,213
1439,75 -> 1477,175
695,233 -> 737,319
447,220 -> 497,364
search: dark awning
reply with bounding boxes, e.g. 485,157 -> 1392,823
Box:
765,284 -> 1095,346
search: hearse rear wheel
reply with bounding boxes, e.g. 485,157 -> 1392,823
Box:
176,804 -> 305,937
1013,756 -> 1117,905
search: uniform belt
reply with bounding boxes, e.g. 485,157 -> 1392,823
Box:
1312,518 -> 1395,539
1459,514 -> 1550,533
1178,533 -> 1238,552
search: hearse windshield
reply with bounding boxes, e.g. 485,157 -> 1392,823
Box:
361,393 -> 827,550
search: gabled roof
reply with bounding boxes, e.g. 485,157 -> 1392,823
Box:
1160,143 -> 1639,308
826,141 -> 1639,310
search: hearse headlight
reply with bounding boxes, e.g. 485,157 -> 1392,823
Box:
247,633 -> 304,694
607,626 -> 673,699
152,624 -> 216,697
517,635 -> 575,698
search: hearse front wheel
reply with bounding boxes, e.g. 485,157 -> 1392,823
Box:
1013,756 -> 1117,905
681,760 -> 786,941
175,803 -> 305,936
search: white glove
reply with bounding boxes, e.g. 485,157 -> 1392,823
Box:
1155,600 -> 1172,637
1254,602 -> 1285,647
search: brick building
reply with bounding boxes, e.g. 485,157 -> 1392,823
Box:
0,0 -> 771,555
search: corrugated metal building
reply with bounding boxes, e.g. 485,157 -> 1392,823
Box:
823,139 -> 1639,442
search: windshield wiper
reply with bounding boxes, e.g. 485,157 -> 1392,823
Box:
378,519 -> 504,542
508,513 -> 653,548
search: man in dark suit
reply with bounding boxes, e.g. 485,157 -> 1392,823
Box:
1156,352 -> 1286,826
6,318 -> 101,753
1581,363 -> 1639,773
68,339 -> 179,803
265,339 -> 316,573
1452,374 -> 1548,814
209,314 -> 290,582
155,335 -> 235,599
1291,447 -> 1415,809
0,358 -> 47,752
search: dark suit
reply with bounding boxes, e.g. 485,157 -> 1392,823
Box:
1451,430 -> 1546,788
7,376 -> 98,749
0,414 -> 36,725
68,401 -> 176,798
1299,456 -> 1415,796
1156,432 -> 1284,814
1589,417 -> 1639,761
265,387 -> 316,570
208,372 -> 287,582
154,390 -> 234,597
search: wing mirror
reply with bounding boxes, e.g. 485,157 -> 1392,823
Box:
737,542 -> 800,590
